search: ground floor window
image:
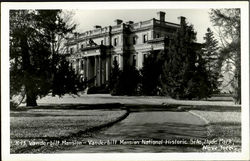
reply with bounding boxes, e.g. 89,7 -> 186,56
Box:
132,54 -> 137,67
143,53 -> 148,65
113,55 -> 119,66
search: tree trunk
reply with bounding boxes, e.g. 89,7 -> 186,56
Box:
235,65 -> 241,105
234,50 -> 241,105
20,35 -> 38,107
26,88 -> 37,106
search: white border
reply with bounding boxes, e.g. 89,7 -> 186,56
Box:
1,2 -> 249,161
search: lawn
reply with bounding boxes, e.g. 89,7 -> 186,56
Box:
10,108 -> 127,153
189,110 -> 241,152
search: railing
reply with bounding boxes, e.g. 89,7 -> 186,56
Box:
112,24 -> 122,32
131,23 -> 139,29
78,28 -> 108,38
130,19 -> 153,30
154,19 -> 180,28
141,19 -> 152,26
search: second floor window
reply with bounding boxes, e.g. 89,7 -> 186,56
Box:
114,38 -> 118,46
70,48 -> 74,54
143,34 -> 148,43
133,36 -> 137,45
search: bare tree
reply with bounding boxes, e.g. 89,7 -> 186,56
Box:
209,9 -> 241,104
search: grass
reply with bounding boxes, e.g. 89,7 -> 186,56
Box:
10,108 -> 127,153
190,110 -> 241,152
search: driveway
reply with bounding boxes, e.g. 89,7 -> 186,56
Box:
58,111 -> 208,153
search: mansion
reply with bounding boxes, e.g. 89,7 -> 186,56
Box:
65,11 -> 186,86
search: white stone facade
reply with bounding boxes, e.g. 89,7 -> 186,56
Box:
65,12 -> 185,86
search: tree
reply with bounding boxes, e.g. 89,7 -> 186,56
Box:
10,10 -> 82,107
140,50 -> 163,95
202,28 -> 221,94
109,59 -> 141,96
109,59 -> 121,95
117,65 -> 141,95
160,20 -> 210,99
209,9 -> 241,104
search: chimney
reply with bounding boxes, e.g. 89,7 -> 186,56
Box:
179,16 -> 186,26
94,25 -> 102,29
74,32 -> 79,38
157,11 -> 165,22
126,21 -> 134,25
114,19 -> 123,25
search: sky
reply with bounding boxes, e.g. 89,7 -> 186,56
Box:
71,9 -> 215,43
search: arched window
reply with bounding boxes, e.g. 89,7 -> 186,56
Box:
113,55 -> 119,66
114,55 -> 118,62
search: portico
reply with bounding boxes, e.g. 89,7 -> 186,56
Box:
74,45 -> 111,87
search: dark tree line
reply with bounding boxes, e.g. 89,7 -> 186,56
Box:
10,10 -> 84,107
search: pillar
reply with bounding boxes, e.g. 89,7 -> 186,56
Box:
76,59 -> 79,74
102,58 -> 106,83
83,58 -> 87,79
86,57 -> 89,79
94,56 -> 98,86
119,54 -> 123,70
105,57 -> 109,82
108,55 -> 111,81
99,56 -> 102,85
79,59 -> 82,72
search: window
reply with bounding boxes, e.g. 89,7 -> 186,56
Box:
70,48 -> 74,54
101,40 -> 104,45
81,60 -> 84,69
114,38 -> 118,46
114,56 -> 118,62
133,36 -> 137,45
143,34 -> 148,43
132,55 -> 137,67
156,33 -> 160,38
113,56 -> 119,67
81,44 -> 84,49
113,56 -> 119,64
143,54 -> 148,65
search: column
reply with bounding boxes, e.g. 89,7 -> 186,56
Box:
119,54 -> 123,70
76,59 -> 79,74
84,58 -> 87,80
79,59 -> 82,72
106,56 -> 111,82
86,57 -> 89,79
94,56 -> 98,86
103,58 -> 106,83
99,56 -> 102,86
